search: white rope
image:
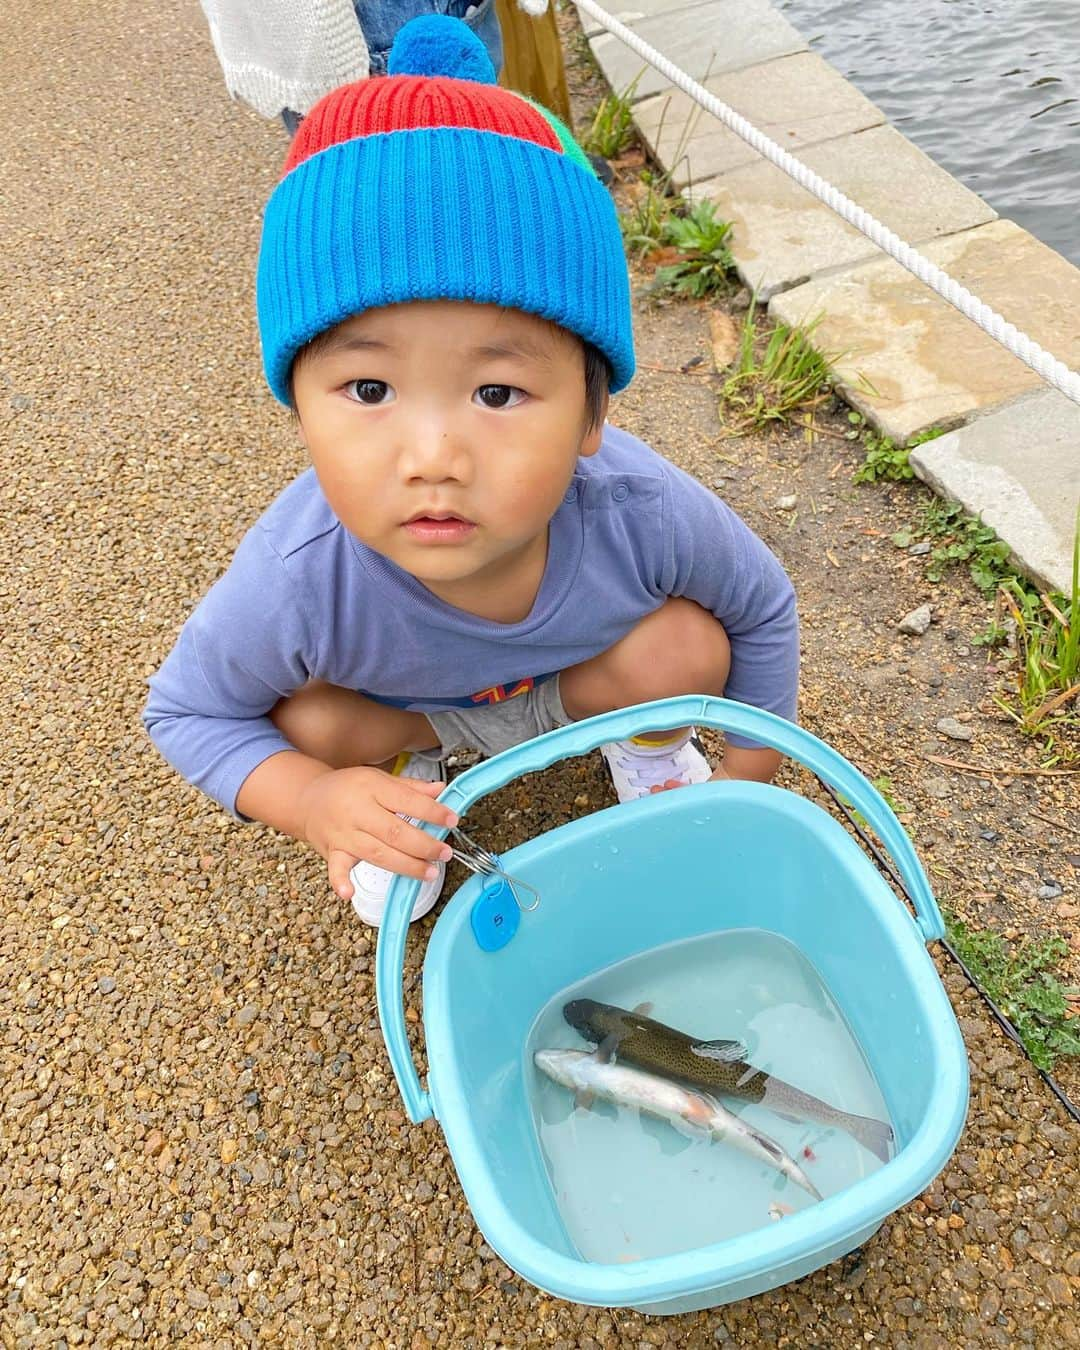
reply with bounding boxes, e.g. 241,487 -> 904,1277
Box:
577,0 -> 1080,409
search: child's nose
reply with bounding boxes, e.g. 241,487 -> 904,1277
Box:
398,414 -> 470,483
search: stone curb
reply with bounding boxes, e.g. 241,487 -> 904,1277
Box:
577,0 -> 1080,593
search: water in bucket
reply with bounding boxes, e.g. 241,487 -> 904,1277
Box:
525,929 -> 893,1264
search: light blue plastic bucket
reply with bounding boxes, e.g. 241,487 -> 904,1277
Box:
376,697 -> 968,1314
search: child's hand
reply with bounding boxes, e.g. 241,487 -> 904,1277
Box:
297,767 -> 459,900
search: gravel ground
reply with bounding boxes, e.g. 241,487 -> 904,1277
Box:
1,1 -> 1077,1346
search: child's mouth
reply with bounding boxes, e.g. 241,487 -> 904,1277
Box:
403,511 -> 476,543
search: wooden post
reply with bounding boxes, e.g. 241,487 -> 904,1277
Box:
495,0 -> 572,126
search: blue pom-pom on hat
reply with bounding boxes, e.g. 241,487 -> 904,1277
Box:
387,15 -> 497,84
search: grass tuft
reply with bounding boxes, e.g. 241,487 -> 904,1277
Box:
719,299 -> 838,432
579,76 -> 640,160
994,516 -> 1080,751
945,912 -> 1080,1071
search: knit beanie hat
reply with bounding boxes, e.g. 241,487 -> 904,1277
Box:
256,15 -> 634,404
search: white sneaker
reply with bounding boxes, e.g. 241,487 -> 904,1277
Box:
349,751 -> 447,927
600,729 -> 712,804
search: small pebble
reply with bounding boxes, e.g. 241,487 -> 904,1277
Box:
1036,881 -> 1063,901
909,541 -> 932,556
774,494 -> 797,511
898,604 -> 932,636
97,976 -> 117,994
143,1129 -> 166,1157
936,716 -> 974,741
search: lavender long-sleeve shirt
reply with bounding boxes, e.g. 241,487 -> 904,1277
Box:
144,424 -> 799,813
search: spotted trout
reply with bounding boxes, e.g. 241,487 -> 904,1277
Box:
534,1049 -> 822,1200
564,998 -> 893,1163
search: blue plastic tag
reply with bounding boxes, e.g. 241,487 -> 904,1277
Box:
470,875 -> 520,952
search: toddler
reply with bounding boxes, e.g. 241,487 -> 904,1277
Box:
144,17 -> 799,926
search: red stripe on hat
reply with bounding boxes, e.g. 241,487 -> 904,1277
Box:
283,76 -> 562,176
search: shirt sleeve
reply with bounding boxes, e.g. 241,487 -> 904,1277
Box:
659,464 -> 799,749
142,525 -> 316,815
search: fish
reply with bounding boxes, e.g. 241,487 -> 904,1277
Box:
533,1048 -> 823,1201
563,998 -> 893,1164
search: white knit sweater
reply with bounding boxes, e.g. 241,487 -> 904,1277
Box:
199,0 -> 549,119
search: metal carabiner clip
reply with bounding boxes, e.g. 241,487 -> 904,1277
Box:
447,825 -> 541,913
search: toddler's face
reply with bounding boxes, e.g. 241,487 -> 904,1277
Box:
291,301 -> 604,619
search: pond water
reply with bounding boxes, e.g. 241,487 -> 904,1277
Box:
778,0 -> 1080,265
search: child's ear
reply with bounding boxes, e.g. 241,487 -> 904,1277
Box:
579,394 -> 609,458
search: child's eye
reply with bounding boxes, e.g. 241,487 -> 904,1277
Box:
345,379 -> 394,405
475,384 -> 526,409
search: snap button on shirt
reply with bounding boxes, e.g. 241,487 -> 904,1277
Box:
612,482 -> 630,502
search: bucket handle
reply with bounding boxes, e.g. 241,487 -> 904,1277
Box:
377,695 -> 944,1124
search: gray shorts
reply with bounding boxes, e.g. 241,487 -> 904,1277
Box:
426,676 -> 573,759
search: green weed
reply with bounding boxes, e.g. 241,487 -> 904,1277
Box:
945,912 -> 1080,1071
649,200 -> 735,299
839,774 -> 908,832
891,497 -> 1014,593
972,619 -> 1010,649
720,300 -> 838,432
580,76 -> 640,160
621,168 -> 676,255
890,501 -> 1077,759
870,774 -> 907,814
850,417 -> 945,484
993,518 -> 1080,750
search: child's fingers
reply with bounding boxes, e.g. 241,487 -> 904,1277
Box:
380,777 -> 459,828
370,813 -> 453,867
328,839 -> 442,901
328,850 -> 358,900
359,831 -> 444,881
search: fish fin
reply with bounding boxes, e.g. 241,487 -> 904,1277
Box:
631,1001 -> 654,1017
690,1038 -> 748,1063
573,1088 -> 596,1111
847,1115 -> 894,1164
750,1126 -> 824,1202
595,1034 -> 621,1064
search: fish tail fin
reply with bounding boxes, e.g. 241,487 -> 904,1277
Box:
848,1114 -> 894,1164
